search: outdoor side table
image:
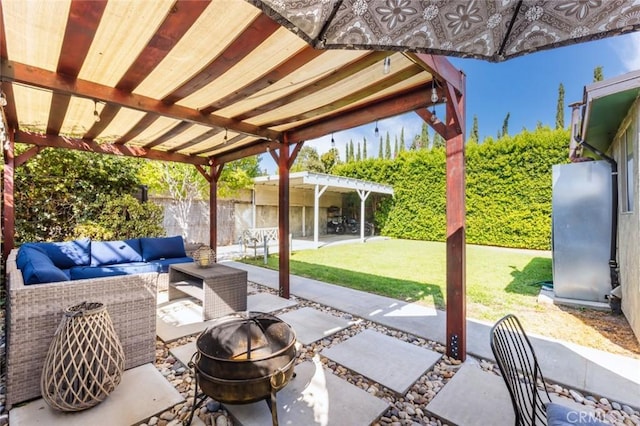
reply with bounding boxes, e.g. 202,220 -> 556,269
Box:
168,262 -> 247,320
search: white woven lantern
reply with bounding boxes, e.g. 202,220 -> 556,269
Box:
41,302 -> 125,411
193,246 -> 216,268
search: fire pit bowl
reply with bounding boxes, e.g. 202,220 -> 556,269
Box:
188,311 -> 297,425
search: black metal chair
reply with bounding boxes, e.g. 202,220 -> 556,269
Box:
490,314 -> 552,426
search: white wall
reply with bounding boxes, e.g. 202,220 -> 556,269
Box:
611,97 -> 640,342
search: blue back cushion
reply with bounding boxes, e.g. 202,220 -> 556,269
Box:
91,239 -> 143,266
140,236 -> 186,261
34,238 -> 91,269
18,245 -> 70,285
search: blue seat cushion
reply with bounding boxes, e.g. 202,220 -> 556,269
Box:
546,402 -> 607,425
70,262 -> 159,280
149,257 -> 194,273
33,238 -> 91,269
91,239 -> 143,266
140,236 -> 186,261
19,246 -> 70,285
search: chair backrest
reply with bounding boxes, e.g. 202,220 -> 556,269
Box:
490,314 -> 552,426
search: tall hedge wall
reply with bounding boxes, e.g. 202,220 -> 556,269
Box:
333,127 -> 570,250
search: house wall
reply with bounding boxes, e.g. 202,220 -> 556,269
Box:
611,97 -> 640,342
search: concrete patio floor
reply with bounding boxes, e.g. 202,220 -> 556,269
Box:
226,261 -> 640,413
14,253 -> 638,426
159,259 -> 639,425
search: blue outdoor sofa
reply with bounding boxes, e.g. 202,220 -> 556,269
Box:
16,235 -> 193,285
5,235 -> 194,408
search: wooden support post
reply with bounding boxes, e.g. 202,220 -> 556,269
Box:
445,73 -> 466,361
278,142 -> 290,299
208,163 -> 224,258
2,130 -> 15,260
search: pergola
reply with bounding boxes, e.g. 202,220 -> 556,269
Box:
0,1 -> 466,359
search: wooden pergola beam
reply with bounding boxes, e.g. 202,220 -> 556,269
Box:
405,53 -> 464,94
14,131 -> 209,165
211,139 -> 281,165
0,60 -> 281,141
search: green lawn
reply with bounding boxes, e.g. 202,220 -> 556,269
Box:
242,238 -> 552,322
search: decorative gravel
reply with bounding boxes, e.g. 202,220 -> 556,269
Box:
0,283 -> 637,426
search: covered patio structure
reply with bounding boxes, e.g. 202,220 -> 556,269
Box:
12,0 -> 639,359
253,171 -> 394,246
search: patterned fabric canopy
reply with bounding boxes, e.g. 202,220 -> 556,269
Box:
248,0 -> 640,62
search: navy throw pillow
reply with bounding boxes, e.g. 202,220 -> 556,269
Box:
35,238 -> 91,269
140,236 -> 186,261
91,239 -> 143,266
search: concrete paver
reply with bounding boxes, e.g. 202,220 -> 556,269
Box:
156,298 -> 216,342
322,329 -> 442,395
427,360 -> 604,426
225,358 -> 389,426
247,292 -> 298,313
277,307 -> 355,345
227,261 -> 640,409
9,363 -> 183,426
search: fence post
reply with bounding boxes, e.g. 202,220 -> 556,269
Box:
263,237 -> 268,265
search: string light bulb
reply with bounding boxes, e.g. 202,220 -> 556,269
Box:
383,57 -> 391,75
374,121 -> 379,138
331,133 -> 335,148
0,91 -> 7,107
223,128 -> 228,142
93,100 -> 101,123
431,81 -> 439,104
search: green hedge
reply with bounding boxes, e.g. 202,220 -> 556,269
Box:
333,127 -> 570,250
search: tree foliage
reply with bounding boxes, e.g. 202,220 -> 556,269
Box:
291,146 -> 324,173
470,114 -> 479,142
384,131 -> 392,159
502,112 -> 511,137
321,148 -> 340,173
332,127 -> 570,250
556,83 -> 565,129
593,66 -> 604,82
432,131 -> 446,149
14,148 -> 144,242
74,194 -> 165,240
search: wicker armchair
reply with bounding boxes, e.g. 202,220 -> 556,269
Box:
5,249 -> 158,409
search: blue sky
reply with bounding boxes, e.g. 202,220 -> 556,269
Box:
261,32 -> 640,174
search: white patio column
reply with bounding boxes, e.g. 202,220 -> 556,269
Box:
357,189 -> 371,242
302,205 -> 306,237
314,184 -> 328,248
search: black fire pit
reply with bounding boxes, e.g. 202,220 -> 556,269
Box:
188,311 -> 297,426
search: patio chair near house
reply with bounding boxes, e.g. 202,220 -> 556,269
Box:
490,314 -> 607,426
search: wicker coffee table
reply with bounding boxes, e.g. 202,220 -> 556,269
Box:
168,263 -> 247,320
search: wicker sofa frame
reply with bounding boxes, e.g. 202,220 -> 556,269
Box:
5,249 -> 158,409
